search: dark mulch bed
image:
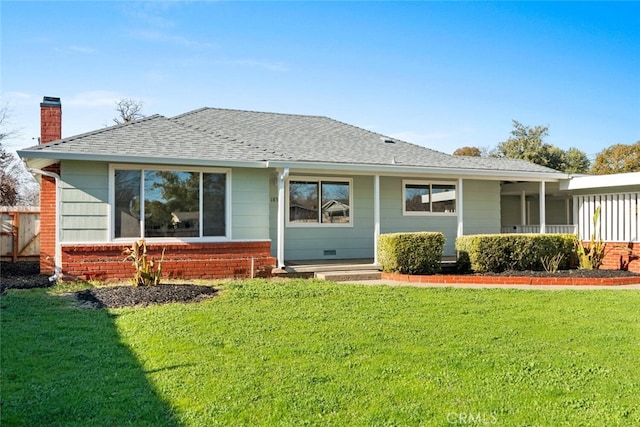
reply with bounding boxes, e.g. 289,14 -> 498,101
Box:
74,284 -> 219,309
1,261 -> 53,294
3,261 -> 639,308
1,262 -> 218,307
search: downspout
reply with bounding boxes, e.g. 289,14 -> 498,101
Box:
28,168 -> 62,282
277,167 -> 289,269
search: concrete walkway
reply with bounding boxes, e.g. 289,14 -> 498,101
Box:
346,278 -> 640,290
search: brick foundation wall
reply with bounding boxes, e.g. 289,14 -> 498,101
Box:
39,163 -> 60,275
599,242 -> 640,273
61,241 -> 276,281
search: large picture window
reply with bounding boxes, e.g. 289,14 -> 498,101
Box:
113,167 -> 228,239
288,178 -> 352,226
403,180 -> 456,215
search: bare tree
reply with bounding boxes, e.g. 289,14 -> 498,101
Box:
0,103 -> 18,141
0,104 -> 39,206
113,98 -> 145,125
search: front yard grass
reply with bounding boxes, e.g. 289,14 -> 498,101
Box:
2,279 -> 639,426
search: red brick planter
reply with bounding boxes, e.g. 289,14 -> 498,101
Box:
382,272 -> 640,286
599,242 -> 640,273
61,241 -> 276,281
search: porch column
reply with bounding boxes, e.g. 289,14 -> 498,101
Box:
457,178 -> 464,238
520,190 -> 527,225
539,181 -> 546,234
373,175 -> 380,264
277,168 -> 289,268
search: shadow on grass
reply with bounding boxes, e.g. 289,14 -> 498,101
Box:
0,288 -> 180,426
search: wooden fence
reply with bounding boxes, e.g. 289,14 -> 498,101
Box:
1,207 -> 40,262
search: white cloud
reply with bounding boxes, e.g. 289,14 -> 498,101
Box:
65,91 -> 124,108
1,92 -> 36,105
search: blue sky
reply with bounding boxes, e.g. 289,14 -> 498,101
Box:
2,1 -> 638,159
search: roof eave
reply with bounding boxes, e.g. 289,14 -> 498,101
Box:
17,151 -> 269,169
560,172 -> 640,190
267,160 -> 567,181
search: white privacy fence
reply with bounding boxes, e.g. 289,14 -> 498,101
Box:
574,192 -> 639,242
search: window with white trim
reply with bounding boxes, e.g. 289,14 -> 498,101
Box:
112,166 -> 228,239
403,180 -> 456,215
287,178 -> 352,226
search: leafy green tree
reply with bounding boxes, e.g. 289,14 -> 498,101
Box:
564,147 -> 591,174
453,146 -> 482,157
494,120 -> 590,173
590,141 -> 640,175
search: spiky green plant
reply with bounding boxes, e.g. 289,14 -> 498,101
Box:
541,252 -> 564,273
122,239 -> 165,286
575,206 -> 606,270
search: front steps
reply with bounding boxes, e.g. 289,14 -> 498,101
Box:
276,259 -> 380,282
314,270 -> 382,282
275,257 -> 458,282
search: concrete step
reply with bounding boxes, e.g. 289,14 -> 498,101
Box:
315,270 -> 382,282
287,263 -> 378,274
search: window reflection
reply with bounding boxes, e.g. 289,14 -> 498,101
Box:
288,179 -> 351,225
114,170 -> 141,238
405,184 -> 431,212
203,173 -> 226,236
321,181 -> 350,223
404,181 -> 456,214
114,169 -> 228,239
144,171 -> 200,237
289,181 -> 319,223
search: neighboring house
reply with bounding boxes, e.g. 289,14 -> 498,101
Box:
18,97 -> 638,279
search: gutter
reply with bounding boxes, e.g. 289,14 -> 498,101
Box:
28,168 -> 62,282
266,160 -> 568,181
17,150 -> 270,171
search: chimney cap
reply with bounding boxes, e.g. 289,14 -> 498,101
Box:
41,96 -> 61,107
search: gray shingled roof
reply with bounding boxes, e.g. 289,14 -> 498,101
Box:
19,107 -> 565,177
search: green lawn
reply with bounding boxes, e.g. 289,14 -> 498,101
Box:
2,279 -> 639,426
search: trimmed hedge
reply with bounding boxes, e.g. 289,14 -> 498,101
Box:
378,232 -> 445,275
455,233 -> 576,273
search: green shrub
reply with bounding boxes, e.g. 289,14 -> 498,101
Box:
378,232 -> 445,275
456,234 -> 576,273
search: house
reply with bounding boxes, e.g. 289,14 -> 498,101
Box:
18,97 -> 640,280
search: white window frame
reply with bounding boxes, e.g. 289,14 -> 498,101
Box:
108,164 -> 232,242
286,176 -> 353,228
402,179 -> 457,216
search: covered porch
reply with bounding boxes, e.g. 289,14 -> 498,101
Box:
273,167 -> 568,269
500,181 -> 575,235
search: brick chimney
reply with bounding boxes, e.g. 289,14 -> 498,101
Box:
40,96 -> 61,144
